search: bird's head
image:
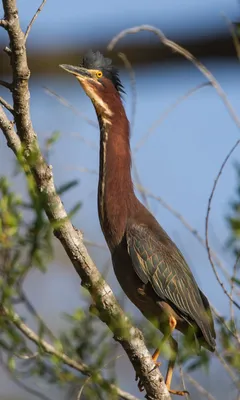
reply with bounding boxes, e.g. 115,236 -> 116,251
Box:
60,50 -> 124,118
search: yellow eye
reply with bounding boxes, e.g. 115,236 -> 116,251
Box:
96,71 -> 103,78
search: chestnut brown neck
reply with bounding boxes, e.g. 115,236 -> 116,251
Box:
95,95 -> 137,251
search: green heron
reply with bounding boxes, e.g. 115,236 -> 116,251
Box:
60,51 -> 216,396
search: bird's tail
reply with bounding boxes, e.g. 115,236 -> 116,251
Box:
197,290 -> 216,352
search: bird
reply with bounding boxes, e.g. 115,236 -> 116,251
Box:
59,50 -> 216,396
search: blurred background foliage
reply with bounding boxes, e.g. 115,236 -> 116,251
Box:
0,0 -> 240,399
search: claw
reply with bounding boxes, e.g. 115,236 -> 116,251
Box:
168,389 -> 189,396
136,360 -> 162,392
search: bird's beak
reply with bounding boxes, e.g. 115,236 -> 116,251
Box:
59,64 -> 91,80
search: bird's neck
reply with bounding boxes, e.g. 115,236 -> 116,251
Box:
96,101 -> 137,251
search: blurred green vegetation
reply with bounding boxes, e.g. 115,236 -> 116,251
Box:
0,132 -> 121,400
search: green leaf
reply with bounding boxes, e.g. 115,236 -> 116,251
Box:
46,131 -> 61,147
68,202 -> 82,218
72,308 -> 84,321
231,277 -> 240,286
8,357 -> 15,372
57,179 -> 79,195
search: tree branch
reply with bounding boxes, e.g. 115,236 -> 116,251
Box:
0,79 -> 12,90
2,0 -> 36,148
1,306 -> 140,400
183,372 -> 216,400
0,18 -> 8,28
205,139 -> 240,310
0,96 -> 14,114
24,0 -> 47,43
0,2 -> 171,399
0,105 -> 21,152
108,24 -> 240,132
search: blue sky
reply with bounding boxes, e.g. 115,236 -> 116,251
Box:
0,1 -> 240,399
4,0 -> 238,47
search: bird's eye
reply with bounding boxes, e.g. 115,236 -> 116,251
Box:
96,71 -> 103,78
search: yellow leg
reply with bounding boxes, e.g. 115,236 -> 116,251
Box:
165,358 -> 189,396
136,315 -> 189,396
165,318 -> 189,396
152,348 -> 162,365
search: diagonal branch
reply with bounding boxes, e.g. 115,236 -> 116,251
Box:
183,372 -> 216,400
134,82 -> 211,153
0,2 -> 170,399
0,96 -> 14,114
0,106 -> 21,151
0,79 -> 12,90
44,87 -> 98,128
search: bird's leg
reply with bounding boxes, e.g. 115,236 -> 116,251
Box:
165,317 -> 189,397
151,348 -> 162,365
136,316 -> 188,395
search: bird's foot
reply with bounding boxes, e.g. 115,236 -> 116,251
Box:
136,360 -> 161,392
168,388 -> 189,396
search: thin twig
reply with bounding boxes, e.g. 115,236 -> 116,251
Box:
212,306 -> 240,345
67,166 -> 98,175
230,254 -> 240,329
108,24 -> 240,132
178,366 -> 189,399
205,139 -> 240,311
15,351 -> 38,360
83,239 -> 107,250
70,133 -> 98,151
0,79 -> 12,90
44,87 -> 98,128
0,351 -> 52,400
0,96 -> 14,114
77,377 -> 91,400
134,82 -> 211,152
215,350 -> 239,387
223,14 -> 240,61
24,0 -> 47,42
184,372 -> 216,400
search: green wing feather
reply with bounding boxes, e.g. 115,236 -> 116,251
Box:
126,222 -> 216,350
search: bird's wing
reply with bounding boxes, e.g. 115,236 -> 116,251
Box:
126,222 -> 215,348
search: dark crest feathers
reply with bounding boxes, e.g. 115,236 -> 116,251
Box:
81,50 -> 125,95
